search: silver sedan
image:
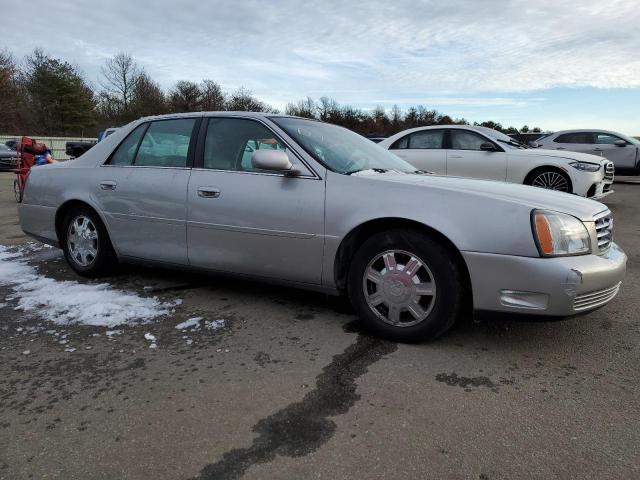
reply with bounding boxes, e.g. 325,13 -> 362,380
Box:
18,113 -> 627,341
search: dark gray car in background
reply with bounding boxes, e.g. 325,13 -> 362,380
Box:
0,144 -> 18,171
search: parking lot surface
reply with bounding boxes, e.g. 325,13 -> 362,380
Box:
0,172 -> 638,479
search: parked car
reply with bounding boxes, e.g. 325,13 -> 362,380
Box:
66,140 -> 97,159
379,125 -> 614,199
0,144 -> 18,171
534,129 -> 640,174
508,132 -> 549,147
5,139 -> 18,151
18,113 -> 626,341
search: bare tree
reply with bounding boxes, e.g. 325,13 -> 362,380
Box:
0,49 -> 23,132
168,80 -> 202,112
200,79 -> 225,111
100,53 -> 139,113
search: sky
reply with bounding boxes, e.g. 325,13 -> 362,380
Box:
3,0 -> 640,134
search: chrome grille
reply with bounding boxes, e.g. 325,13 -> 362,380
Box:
573,282 -> 621,311
594,212 -> 613,252
604,162 -> 615,182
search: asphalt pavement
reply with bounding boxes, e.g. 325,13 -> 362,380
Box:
0,172 -> 638,480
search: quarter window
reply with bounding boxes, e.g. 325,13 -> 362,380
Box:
107,124 -> 147,166
203,118 -> 289,171
135,119 -> 195,167
554,133 -> 593,144
409,130 -> 444,149
451,130 -> 490,151
390,135 -> 409,149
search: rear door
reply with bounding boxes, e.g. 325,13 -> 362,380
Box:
446,129 -> 507,181
387,129 -> 446,174
592,132 -> 636,169
94,117 -> 198,264
186,116 -> 325,284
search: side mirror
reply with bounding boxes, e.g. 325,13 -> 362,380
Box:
614,139 -> 627,147
251,149 -> 294,172
480,142 -> 497,151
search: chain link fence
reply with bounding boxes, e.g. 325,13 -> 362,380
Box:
0,135 -> 97,161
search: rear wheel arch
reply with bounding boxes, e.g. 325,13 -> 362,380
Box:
524,165 -> 573,193
334,218 -> 472,304
55,200 -> 114,252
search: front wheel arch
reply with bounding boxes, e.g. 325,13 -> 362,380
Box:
524,166 -> 573,193
55,200 -> 117,256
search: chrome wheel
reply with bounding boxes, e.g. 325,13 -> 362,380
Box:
531,171 -> 569,192
67,216 -> 99,267
362,249 -> 437,327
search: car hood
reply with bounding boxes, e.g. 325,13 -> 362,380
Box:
350,171 -> 607,221
513,148 -> 606,164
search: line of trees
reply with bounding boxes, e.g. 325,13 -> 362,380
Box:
0,48 -> 542,137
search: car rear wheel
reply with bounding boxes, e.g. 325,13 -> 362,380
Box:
347,229 -> 465,342
62,206 -> 117,277
526,169 -> 571,193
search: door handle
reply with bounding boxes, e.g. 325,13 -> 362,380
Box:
556,147 -> 566,150
99,181 -> 117,190
449,155 -> 463,159
593,148 -> 602,152
197,187 -> 221,198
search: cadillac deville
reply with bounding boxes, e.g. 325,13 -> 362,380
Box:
18,113 -> 627,341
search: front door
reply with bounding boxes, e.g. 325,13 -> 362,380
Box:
591,132 -> 637,169
446,129 -> 507,181
186,117 -> 325,285
94,118 -> 197,264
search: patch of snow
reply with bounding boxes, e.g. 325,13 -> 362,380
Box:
106,330 -> 122,337
64,347 -> 76,353
22,350 -> 30,355
205,319 -> 226,331
175,317 -> 202,330
0,245 -> 178,328
144,333 -> 156,342
0,302 -> 6,308
350,169 -> 404,177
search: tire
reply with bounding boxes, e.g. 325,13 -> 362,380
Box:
61,206 -> 118,277
525,168 -> 571,193
13,179 -> 22,203
347,229 -> 465,342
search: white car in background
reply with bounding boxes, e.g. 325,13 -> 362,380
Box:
379,125 -> 614,199
534,129 -> 640,174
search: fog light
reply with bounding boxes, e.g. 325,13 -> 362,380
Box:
500,290 -> 549,310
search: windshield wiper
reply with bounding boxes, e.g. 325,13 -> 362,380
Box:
497,139 -> 528,149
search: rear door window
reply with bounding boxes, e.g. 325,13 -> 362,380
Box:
409,130 -> 444,149
554,132 -> 594,144
107,124 -> 147,166
134,118 -> 196,167
594,133 -> 625,145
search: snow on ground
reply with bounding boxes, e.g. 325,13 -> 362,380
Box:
205,319 -> 225,331
175,317 -> 202,330
0,245 -> 178,328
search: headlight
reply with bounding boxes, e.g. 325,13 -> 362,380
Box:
532,210 -> 591,256
569,161 -> 600,172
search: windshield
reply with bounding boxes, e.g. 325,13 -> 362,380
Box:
271,117 -> 417,174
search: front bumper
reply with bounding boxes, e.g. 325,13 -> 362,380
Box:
462,242 -> 627,316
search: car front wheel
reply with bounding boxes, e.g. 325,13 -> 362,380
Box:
347,229 -> 465,342
62,206 -> 117,277
525,169 -> 571,193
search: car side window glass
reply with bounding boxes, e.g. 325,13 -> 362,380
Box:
409,130 -> 444,149
595,133 -> 624,145
390,135 -> 408,149
451,130 -> 488,151
554,133 -> 593,144
133,118 -> 195,167
203,118 -> 290,171
107,124 -> 147,166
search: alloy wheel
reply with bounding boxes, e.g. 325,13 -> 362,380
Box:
67,215 -> 99,267
531,171 -> 569,192
362,249 -> 437,327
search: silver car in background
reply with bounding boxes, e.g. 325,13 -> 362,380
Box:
536,129 -> 640,173
18,113 -> 627,341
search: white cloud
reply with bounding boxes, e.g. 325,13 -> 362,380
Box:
2,0 -> 639,110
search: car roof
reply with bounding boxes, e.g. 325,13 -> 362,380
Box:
136,111 -> 303,122
550,129 -> 620,135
